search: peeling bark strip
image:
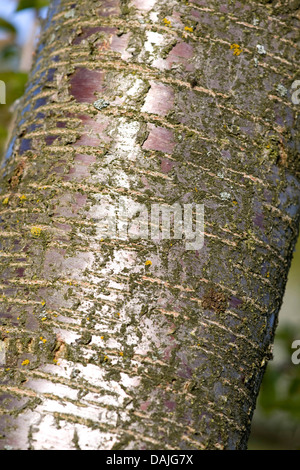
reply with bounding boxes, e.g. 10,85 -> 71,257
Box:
0,0 -> 299,450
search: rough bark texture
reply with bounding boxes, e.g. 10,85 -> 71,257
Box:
0,0 -> 299,450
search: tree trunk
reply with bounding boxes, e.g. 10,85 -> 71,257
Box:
0,0 -> 299,450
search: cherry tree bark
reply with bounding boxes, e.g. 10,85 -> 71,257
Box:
0,0 -> 299,450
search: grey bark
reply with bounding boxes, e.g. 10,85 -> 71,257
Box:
0,0 -> 299,450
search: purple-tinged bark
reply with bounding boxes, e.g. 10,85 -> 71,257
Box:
0,0 -> 299,450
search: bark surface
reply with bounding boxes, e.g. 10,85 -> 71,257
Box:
0,0 -> 299,450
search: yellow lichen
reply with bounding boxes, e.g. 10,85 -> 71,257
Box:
31,226 -> 42,237
230,44 -> 242,56
163,18 -> 171,26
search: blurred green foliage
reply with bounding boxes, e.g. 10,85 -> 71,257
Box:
249,242 -> 300,449
0,71 -> 28,156
16,0 -> 49,11
0,0 -> 49,158
0,17 -> 17,34
259,326 -> 300,419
